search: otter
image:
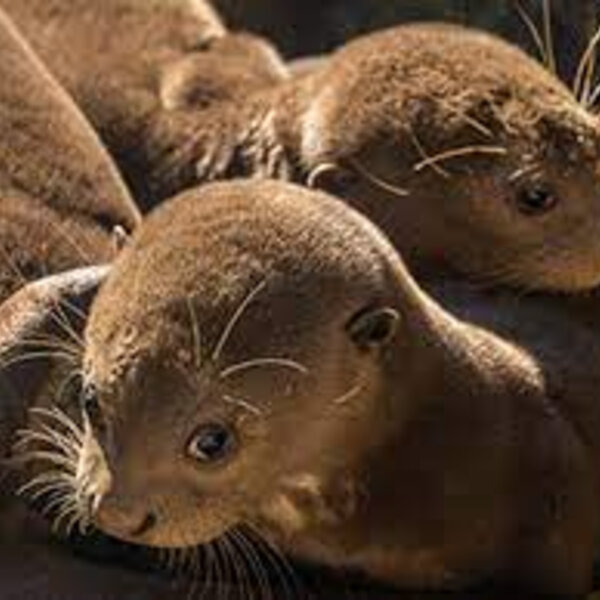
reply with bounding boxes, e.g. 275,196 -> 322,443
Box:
263,22 -> 600,293
6,12 -> 600,293
12,180 -> 596,596
0,6 -> 139,302
0,0 -> 288,210
0,4 -> 138,506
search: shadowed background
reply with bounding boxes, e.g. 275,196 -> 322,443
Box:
214,0 -> 600,86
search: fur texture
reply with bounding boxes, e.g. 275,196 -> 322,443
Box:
40,179 -> 598,596
0,0 -> 288,209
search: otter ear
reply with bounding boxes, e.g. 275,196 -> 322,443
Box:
346,307 -> 400,351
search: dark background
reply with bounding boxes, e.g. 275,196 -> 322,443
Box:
214,0 -> 600,87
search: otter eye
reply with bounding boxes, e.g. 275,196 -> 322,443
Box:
346,307 -> 400,350
187,423 -> 236,464
515,186 -> 558,216
307,162 -> 360,197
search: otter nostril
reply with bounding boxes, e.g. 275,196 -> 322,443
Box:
129,512 -> 158,538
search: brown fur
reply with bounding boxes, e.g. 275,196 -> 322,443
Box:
270,23 -> 600,292
173,22 -> 600,293
0,0 -> 288,209
0,3 -> 138,554
0,7 -> 140,302
33,179 -> 597,596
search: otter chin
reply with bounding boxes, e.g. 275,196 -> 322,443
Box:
31,180 -> 596,596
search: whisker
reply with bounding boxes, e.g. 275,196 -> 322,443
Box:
15,470 -> 74,496
14,427 -> 80,461
541,0 -> 556,74
348,157 -> 410,197
231,528 -> 272,600
221,531 -> 247,598
514,0 -> 549,67
437,98 -> 494,139
413,145 -> 507,173
223,395 -> 263,417
586,79 -> 600,109
408,127 -> 450,179
187,295 -> 203,369
0,350 -> 78,371
241,524 -> 302,600
330,381 -> 365,405
22,480 -> 75,503
219,358 -> 310,380
212,280 -> 267,363
15,449 -> 77,471
573,22 -> 600,103
29,406 -> 84,441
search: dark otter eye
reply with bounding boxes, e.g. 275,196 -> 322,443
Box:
346,307 -> 400,350
187,423 -> 236,464
515,186 -> 558,216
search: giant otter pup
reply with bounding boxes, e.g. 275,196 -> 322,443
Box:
0,0 -> 288,209
17,180 -> 596,596
265,22 -> 600,292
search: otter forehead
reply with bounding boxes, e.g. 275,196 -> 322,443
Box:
84,180 -> 399,363
301,23 -> 590,167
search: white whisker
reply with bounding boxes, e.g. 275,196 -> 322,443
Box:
29,407 -> 84,441
330,381 -> 365,405
223,394 -> 263,417
212,280 -> 267,363
219,358 -> 309,380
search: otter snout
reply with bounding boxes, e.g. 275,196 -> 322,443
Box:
94,496 -> 158,541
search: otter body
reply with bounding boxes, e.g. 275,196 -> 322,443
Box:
23,180 -> 592,596
0,7 -> 139,301
0,0 -> 288,209
0,5 -> 139,495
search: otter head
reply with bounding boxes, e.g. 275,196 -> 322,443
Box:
72,180 -> 420,548
295,23 -> 600,292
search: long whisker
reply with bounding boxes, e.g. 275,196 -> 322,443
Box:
542,0 -> 556,74
231,528 -> 273,600
348,157 -> 410,197
514,0 -> 549,67
29,406 -> 84,441
413,145 -> 507,173
219,358 -> 310,380
212,280 -> 267,363
0,350 -> 78,371
574,22 -> 600,102
187,296 -> 203,369
241,524 -> 303,600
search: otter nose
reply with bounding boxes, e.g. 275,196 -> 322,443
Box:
94,496 -> 157,540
